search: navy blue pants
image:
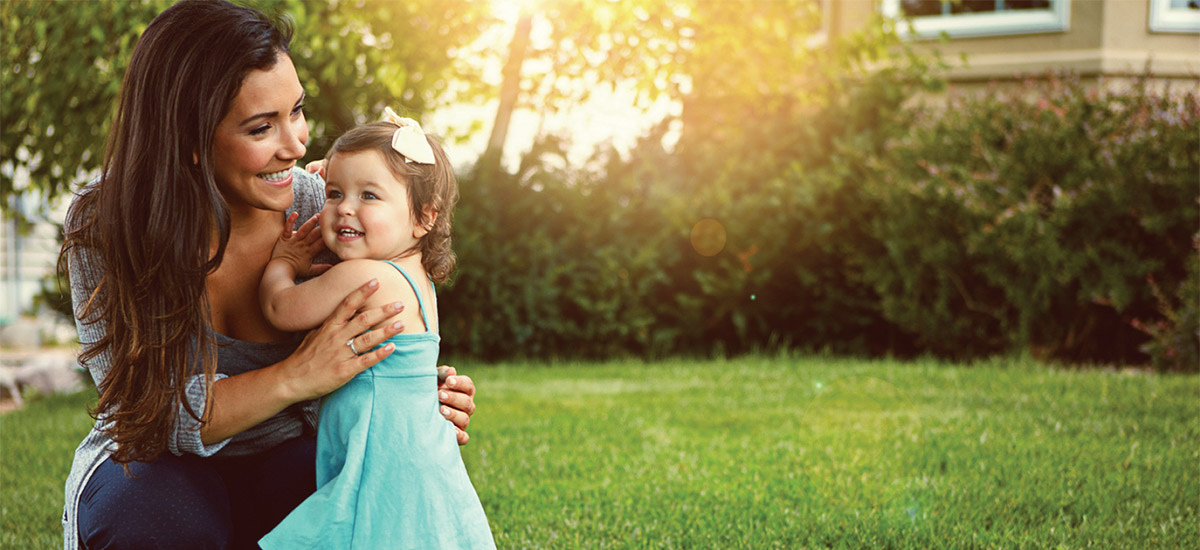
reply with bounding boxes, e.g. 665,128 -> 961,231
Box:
77,435 -> 316,550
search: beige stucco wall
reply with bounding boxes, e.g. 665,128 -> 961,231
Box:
830,0 -> 1200,83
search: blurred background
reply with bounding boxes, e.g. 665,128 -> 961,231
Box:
2,0 -> 1198,378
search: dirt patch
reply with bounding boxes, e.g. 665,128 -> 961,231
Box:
0,396 -> 21,414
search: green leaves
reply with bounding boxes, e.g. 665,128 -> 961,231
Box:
2,0 -> 169,217
865,74 -> 1199,365
1,0 -> 495,218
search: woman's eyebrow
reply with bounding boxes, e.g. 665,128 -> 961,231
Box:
238,91 -> 306,126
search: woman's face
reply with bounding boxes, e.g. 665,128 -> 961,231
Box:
212,54 -> 308,214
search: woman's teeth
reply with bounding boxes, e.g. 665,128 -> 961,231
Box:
259,169 -> 291,182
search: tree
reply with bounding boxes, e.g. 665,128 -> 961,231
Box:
2,0 -> 168,220
1,0 -> 496,220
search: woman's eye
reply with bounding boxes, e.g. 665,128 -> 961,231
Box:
250,124 -> 271,136
291,103 -> 305,117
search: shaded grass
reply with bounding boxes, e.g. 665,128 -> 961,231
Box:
1,391 -> 95,549
2,356 -> 1197,548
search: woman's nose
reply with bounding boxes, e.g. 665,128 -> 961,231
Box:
279,120 -> 308,161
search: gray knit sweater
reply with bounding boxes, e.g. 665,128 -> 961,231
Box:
61,169 -> 326,549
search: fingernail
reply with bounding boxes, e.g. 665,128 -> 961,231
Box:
446,376 -> 457,388
392,301 -> 404,311
441,406 -> 451,417
439,391 -> 448,401
368,279 -> 379,288
392,321 -> 403,330
384,343 -> 394,352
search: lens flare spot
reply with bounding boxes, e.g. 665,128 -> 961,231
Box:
690,218 -> 726,257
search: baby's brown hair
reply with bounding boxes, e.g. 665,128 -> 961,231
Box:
326,121 -> 457,282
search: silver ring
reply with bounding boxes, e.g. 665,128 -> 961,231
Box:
346,337 -> 361,356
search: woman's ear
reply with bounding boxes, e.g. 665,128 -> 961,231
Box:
413,207 -> 438,238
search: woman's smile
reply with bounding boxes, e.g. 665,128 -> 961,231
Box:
259,168 -> 295,187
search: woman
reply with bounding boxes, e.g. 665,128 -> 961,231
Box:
59,1 -> 477,548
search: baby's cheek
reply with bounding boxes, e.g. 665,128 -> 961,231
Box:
320,226 -> 337,251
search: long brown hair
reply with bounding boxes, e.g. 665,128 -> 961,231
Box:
59,0 -> 293,464
326,122 -> 459,283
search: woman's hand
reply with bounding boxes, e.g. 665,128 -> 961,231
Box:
203,279 -> 405,444
305,159 -> 327,179
278,278 -> 406,402
436,365 -> 476,445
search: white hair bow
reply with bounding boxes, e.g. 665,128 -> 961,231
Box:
381,107 -> 435,165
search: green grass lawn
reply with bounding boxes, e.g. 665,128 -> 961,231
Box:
3,356 -> 1197,549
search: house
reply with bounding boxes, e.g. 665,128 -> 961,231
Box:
0,194 -> 73,347
826,0 -> 1199,89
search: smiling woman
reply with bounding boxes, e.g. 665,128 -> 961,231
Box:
56,1 -> 479,549
212,58 -> 308,215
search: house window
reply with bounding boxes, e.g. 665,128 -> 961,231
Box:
806,0 -> 834,48
1149,0 -> 1200,33
881,0 -> 1071,39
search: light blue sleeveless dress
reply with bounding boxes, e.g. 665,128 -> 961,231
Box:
260,261 -> 495,550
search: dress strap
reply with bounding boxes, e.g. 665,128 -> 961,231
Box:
379,261 -> 433,332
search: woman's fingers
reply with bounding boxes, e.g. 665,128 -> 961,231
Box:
305,159 -> 326,177
355,341 -> 395,370
446,372 -> 475,396
439,401 -> 471,435
331,279 -> 382,327
437,368 -> 476,443
438,387 -> 476,419
347,311 -> 405,352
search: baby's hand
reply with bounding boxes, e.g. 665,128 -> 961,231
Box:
271,212 -> 331,278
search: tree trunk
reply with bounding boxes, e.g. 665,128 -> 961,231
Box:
480,10 -> 534,178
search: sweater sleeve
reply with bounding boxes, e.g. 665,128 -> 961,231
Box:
65,190 -> 231,457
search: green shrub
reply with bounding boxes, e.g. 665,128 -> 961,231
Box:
864,74 -> 1199,365
1131,245 -> 1200,372
439,35 -> 1197,366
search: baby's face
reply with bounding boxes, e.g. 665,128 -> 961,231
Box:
320,150 -> 421,262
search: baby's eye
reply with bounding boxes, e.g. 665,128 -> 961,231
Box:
326,190 -> 342,200
361,191 -> 378,200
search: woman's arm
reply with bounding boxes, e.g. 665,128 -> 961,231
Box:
68,214 -> 406,450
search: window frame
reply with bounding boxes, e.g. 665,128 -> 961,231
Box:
1148,0 -> 1200,33
880,0 -> 1072,40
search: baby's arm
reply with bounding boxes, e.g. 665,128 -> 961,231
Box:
260,212 -> 341,331
262,261 -> 393,332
